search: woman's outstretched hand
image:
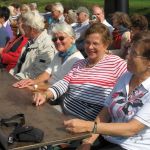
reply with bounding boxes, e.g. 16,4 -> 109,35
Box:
33,92 -> 47,106
12,79 -> 34,88
64,119 -> 93,133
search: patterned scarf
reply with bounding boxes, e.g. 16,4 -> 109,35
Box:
58,44 -> 77,62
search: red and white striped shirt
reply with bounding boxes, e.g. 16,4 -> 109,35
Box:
50,54 -> 127,120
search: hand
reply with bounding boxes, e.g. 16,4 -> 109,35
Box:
64,119 -> 93,133
33,92 -> 47,106
12,79 -> 35,88
76,143 -> 91,150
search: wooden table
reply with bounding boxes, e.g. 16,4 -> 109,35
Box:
0,71 -> 91,150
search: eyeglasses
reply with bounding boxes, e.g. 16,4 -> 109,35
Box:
52,36 -> 66,42
128,48 -> 147,59
51,10 -> 59,14
93,13 -> 100,15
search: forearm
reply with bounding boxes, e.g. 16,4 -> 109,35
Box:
0,48 -> 3,55
45,89 -> 54,100
83,108 -> 110,144
83,134 -> 99,145
34,71 -> 50,84
87,119 -> 145,137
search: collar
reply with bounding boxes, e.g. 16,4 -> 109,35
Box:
102,19 -> 108,24
54,15 -> 65,23
3,20 -> 9,27
79,19 -> 89,27
141,76 -> 150,90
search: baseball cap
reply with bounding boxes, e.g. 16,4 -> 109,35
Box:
76,6 -> 89,15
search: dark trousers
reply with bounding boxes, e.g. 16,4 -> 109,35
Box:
91,136 -> 126,150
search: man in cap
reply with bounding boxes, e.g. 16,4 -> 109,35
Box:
71,6 -> 90,57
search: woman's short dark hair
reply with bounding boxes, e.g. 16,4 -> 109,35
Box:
85,22 -> 112,47
130,14 -> 148,31
112,12 -> 131,28
132,30 -> 150,60
44,4 -> 52,12
0,6 -> 10,21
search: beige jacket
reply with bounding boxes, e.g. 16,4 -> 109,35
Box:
10,30 -> 56,79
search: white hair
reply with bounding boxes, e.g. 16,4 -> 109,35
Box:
30,3 -> 37,9
8,6 -> 16,16
52,23 -> 75,38
52,2 -> 64,14
22,11 -> 45,31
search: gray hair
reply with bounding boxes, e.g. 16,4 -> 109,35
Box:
52,23 -> 75,38
30,3 -> 37,10
52,2 -> 64,14
22,11 -> 45,31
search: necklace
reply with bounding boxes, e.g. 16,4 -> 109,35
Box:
86,62 -> 96,68
86,55 -> 106,68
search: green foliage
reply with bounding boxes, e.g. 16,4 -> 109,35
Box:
0,0 -> 150,16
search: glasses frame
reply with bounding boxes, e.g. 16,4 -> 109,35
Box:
52,36 -> 66,42
128,48 -> 148,59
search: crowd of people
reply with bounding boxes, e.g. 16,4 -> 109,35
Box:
0,1 -> 149,150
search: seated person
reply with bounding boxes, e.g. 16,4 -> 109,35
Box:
123,13 -> 149,59
32,23 -> 127,121
0,23 -> 9,54
130,13 -> 148,38
0,15 -> 28,71
0,6 -> 13,40
91,5 -> 114,35
9,11 -> 56,80
47,2 -> 65,34
13,23 -> 84,90
64,31 -> 150,150
71,6 -> 90,57
110,12 -> 131,58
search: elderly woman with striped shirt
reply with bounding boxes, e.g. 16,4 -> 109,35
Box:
33,23 -> 127,121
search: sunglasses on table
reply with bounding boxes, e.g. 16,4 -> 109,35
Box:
52,36 -> 66,42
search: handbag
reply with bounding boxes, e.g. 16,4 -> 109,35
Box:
10,126 -> 44,143
0,130 -> 8,150
0,113 -> 25,150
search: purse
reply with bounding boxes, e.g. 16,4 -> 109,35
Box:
0,130 -> 8,150
10,126 -> 44,143
0,113 -> 25,149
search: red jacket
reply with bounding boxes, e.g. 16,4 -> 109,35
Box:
1,35 -> 28,71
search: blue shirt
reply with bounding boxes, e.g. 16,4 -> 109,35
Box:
0,26 -> 10,47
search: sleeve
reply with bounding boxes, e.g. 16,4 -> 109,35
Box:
28,41 -> 56,78
49,79 -> 69,100
104,72 -> 129,107
114,58 -> 127,79
1,36 -> 28,65
134,94 -> 150,127
48,60 -> 82,99
9,47 -> 26,76
45,53 -> 59,75
0,33 -> 8,47
1,51 -> 19,64
45,67 -> 52,75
